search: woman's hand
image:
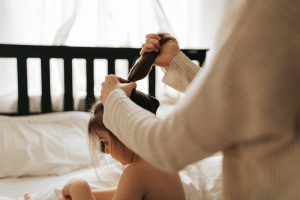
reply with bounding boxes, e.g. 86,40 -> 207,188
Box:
100,75 -> 136,106
140,33 -> 180,68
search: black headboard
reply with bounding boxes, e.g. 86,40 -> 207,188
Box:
0,44 -> 207,115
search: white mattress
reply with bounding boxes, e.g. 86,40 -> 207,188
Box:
0,154 -> 222,200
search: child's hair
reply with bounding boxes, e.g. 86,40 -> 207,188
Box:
88,91 -> 159,164
88,32 -> 175,163
127,32 -> 177,82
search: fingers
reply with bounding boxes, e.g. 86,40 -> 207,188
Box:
121,82 -> 137,97
140,43 -> 159,55
145,33 -> 161,41
100,75 -> 136,105
146,37 -> 161,49
117,76 -> 129,83
140,33 -> 161,56
100,75 -> 121,105
104,75 -> 130,83
23,193 -> 32,200
127,82 -> 137,91
105,74 -> 118,81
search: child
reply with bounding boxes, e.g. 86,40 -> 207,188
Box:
58,93 -> 185,200
24,33 -> 185,200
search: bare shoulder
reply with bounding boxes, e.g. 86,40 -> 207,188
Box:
138,160 -> 186,200
112,160 -> 146,199
117,160 -> 156,191
120,159 -> 145,180
116,159 -> 185,200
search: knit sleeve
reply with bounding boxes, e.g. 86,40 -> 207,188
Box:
162,51 -> 200,92
103,0 -> 300,173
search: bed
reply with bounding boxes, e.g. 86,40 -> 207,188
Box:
0,44 -> 222,200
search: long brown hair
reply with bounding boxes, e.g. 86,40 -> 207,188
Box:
88,92 -> 159,164
88,32 -> 175,164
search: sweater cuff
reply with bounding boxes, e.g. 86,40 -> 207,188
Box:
103,89 -> 127,128
162,51 -> 200,92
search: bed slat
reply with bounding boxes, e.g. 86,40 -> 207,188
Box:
63,58 -> 74,111
0,44 -> 207,115
107,59 -> 115,75
17,57 -> 29,115
41,57 -> 52,113
85,58 -> 95,111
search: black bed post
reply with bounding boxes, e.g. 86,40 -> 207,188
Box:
63,58 -> 74,111
41,57 -> 52,113
85,58 -> 95,111
17,57 -> 29,115
107,58 -> 115,75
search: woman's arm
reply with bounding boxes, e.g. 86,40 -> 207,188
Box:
140,33 -> 200,92
162,51 -> 200,92
102,0 -> 299,173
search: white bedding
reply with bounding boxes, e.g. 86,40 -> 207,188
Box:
0,158 -> 123,200
0,112 -> 92,178
0,154 -> 222,200
0,104 -> 223,200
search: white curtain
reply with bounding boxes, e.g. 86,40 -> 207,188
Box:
0,0 -> 229,112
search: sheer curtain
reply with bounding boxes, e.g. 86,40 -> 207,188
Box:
0,0 -> 228,112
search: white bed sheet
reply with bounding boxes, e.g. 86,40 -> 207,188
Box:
0,154 -> 222,200
0,159 -> 123,200
0,98 -> 223,200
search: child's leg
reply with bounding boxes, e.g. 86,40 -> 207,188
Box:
23,193 -> 32,200
62,179 -> 95,200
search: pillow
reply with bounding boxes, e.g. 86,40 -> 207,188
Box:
0,111 -> 92,178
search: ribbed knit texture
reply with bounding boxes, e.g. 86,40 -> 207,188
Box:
162,52 -> 200,92
104,0 -> 300,199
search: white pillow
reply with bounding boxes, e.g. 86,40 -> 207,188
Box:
0,111 -> 92,178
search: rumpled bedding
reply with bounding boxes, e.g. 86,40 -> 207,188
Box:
0,154 -> 222,200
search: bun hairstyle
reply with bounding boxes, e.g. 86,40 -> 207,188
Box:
88,33 -> 176,155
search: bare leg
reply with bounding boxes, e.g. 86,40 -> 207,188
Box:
62,179 -> 96,200
23,193 -> 32,200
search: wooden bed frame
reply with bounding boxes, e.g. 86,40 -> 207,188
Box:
0,44 -> 207,116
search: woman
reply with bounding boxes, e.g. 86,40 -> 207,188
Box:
99,1 -> 300,199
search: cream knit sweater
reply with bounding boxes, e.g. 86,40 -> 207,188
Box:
103,0 -> 300,199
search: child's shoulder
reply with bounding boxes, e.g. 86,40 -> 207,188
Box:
116,159 -> 149,195
123,159 -> 149,175
121,159 -> 158,182
123,158 -> 167,180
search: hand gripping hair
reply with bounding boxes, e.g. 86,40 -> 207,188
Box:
94,32 -> 176,115
88,33 -> 176,156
